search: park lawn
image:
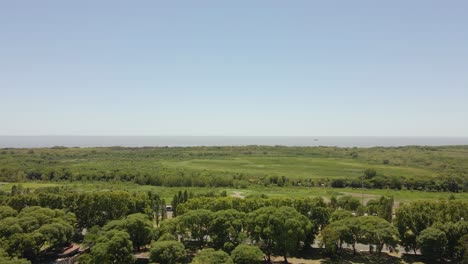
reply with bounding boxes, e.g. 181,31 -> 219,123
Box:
165,156 -> 436,180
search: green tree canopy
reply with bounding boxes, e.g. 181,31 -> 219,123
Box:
90,230 -> 135,264
417,227 -> 448,260
230,244 -> 264,264
149,240 -> 185,264
246,206 -> 311,263
192,248 -> 233,264
209,209 -> 246,252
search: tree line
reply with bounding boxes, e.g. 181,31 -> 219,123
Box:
0,187 -> 467,263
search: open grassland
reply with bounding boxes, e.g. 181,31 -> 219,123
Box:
2,145 -> 464,181
165,156 -> 436,179
0,145 -> 467,194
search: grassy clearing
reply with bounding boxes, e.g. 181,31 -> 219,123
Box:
166,156 -> 436,180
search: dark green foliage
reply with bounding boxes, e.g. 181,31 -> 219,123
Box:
230,244 -> 264,264
0,205 -> 17,219
246,206 -> 311,262
209,209 -> 246,252
93,213 -> 154,251
122,213 -> 154,250
192,248 -> 233,264
417,227 -> 447,260
433,221 -> 468,258
337,195 -> 361,211
366,196 -> 393,221
363,168 -> 377,179
321,215 -> 397,255
0,249 -> 30,264
456,234 -> 468,263
149,240 -> 185,264
179,209 -> 213,247
394,200 -> 468,254
0,206 -> 75,261
3,190 -> 159,229
88,230 -> 135,264
330,209 -> 353,222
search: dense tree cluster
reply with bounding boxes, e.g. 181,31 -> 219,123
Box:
0,206 -> 75,261
1,187 -> 165,229
1,186 -> 467,263
394,199 -> 468,261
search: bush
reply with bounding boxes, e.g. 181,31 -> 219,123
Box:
192,248 -> 233,264
231,245 -> 264,264
149,240 -> 185,264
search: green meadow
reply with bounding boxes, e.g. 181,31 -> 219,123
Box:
165,156 -> 436,180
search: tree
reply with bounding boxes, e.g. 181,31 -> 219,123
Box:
90,230 -> 135,264
394,201 -> 438,253
337,196 -> 360,211
330,209 -> 353,222
246,206 -> 311,263
319,225 -> 340,257
37,221 -> 74,248
209,209 -> 246,252
179,209 -> 213,247
366,196 -> 393,222
0,249 -> 30,264
433,221 -> 468,258
363,168 -> 377,179
417,227 -> 448,261
102,213 -> 154,251
455,234 -> 468,263
149,240 -> 185,264
124,213 -> 154,251
231,244 -> 264,264
358,216 -> 397,254
0,206 -> 18,220
192,248 -> 233,264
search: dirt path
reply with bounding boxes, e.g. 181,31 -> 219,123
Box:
231,191 -> 246,198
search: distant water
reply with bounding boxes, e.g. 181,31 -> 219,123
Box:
1,136 -> 468,148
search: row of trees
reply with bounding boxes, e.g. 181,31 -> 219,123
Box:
1,186 -> 467,263
1,187 -> 166,229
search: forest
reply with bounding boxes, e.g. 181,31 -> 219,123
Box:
0,186 -> 467,263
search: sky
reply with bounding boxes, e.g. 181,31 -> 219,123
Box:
1,0 -> 467,136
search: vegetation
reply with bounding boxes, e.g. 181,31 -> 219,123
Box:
230,244 -> 263,264
192,248 -> 233,264
1,145 -> 467,192
0,146 -> 467,263
149,240 -> 185,264
0,186 -> 466,263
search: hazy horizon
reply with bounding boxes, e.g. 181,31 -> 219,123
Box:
2,1 -> 468,137
2,135 -> 468,148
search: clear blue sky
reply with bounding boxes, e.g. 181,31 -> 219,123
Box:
1,0 -> 467,136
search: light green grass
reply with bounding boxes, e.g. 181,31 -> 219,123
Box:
165,156 -> 436,180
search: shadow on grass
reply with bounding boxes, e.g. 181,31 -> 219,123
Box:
272,248 -> 403,264
401,253 -> 436,263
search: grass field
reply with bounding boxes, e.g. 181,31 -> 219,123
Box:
165,156 -> 436,179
